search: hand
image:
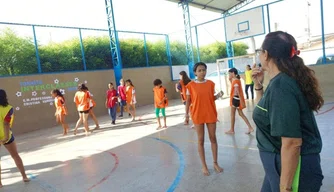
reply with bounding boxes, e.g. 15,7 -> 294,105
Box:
184,114 -> 190,124
218,91 -> 224,98
0,138 -> 8,144
252,64 -> 264,87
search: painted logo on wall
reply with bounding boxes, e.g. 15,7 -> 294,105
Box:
14,77 -> 88,110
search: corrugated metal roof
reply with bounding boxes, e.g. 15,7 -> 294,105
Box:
165,0 -> 247,13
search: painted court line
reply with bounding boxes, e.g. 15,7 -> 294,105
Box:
151,137 -> 185,192
1,157 -> 59,192
85,150 -> 119,192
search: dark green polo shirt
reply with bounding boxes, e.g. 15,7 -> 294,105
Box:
253,73 -> 322,155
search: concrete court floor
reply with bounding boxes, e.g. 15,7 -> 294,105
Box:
0,99 -> 333,192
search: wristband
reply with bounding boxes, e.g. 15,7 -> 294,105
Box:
255,87 -> 263,91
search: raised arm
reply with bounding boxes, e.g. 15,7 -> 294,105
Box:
252,64 -> 264,102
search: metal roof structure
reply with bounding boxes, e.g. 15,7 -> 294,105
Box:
165,0 -> 256,14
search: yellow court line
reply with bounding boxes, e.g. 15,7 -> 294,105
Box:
155,136 -> 258,151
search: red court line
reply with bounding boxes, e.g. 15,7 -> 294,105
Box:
316,105 -> 334,116
86,150 -> 119,192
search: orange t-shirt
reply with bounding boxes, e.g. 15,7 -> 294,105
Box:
126,86 -> 136,104
55,96 -> 67,115
74,91 -> 91,111
153,86 -> 168,108
179,80 -> 187,102
186,80 -> 217,124
230,79 -> 246,109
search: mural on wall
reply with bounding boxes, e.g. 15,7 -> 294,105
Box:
14,77 -> 88,110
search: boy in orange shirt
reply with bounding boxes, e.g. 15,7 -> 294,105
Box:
153,79 -> 168,130
185,62 -> 224,176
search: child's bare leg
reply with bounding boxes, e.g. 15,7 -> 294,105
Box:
60,114 -> 68,135
127,105 -> 133,118
225,107 -> 236,134
237,109 -> 254,134
156,118 -> 162,130
132,105 -> 136,121
207,123 -> 223,173
74,114 -> 83,135
89,109 -> 100,128
83,113 -> 90,135
163,116 -> 167,128
4,142 -> 30,182
195,124 -> 209,176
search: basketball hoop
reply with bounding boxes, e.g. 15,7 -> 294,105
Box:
235,31 -> 249,38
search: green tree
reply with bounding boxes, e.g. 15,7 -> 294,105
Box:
0,27 -> 250,75
0,28 -> 37,76
83,36 -> 112,70
39,38 -> 83,72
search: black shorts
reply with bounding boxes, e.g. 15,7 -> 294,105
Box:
79,109 -> 90,114
4,134 -> 15,145
232,96 -> 240,108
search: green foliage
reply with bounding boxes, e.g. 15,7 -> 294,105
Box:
0,28 -> 38,75
0,28 -> 249,76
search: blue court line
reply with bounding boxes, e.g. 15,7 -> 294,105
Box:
151,137 -> 185,192
1,157 -> 59,192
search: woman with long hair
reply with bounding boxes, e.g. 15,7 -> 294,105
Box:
125,79 -> 136,121
253,31 -> 324,192
0,89 -> 30,187
51,89 -> 70,135
225,68 -> 254,134
73,83 -> 93,136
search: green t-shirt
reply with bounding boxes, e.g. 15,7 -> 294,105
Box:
253,73 -> 322,155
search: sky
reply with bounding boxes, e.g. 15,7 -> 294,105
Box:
0,0 -> 333,49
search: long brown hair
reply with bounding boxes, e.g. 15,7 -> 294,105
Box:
262,31 -> 324,111
179,71 -> 191,86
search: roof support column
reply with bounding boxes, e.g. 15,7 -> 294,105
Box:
181,0 -> 195,79
105,0 -> 123,86
226,41 -> 234,68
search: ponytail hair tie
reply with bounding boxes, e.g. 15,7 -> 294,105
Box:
290,46 -> 300,58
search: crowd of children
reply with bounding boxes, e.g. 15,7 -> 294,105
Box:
0,61 -> 255,185
50,60 -> 259,177
50,78 -> 138,136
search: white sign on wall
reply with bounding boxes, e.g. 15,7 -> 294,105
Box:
14,77 -> 88,110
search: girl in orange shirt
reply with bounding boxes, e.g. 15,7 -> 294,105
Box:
185,62 -> 224,176
125,79 -> 136,121
51,89 -> 69,135
85,88 -> 100,130
153,79 -> 168,130
73,84 -> 92,136
225,68 -> 254,134
175,71 -> 194,128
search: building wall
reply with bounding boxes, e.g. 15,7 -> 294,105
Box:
0,66 -> 179,135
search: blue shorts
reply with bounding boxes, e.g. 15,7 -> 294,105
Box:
4,134 -> 15,145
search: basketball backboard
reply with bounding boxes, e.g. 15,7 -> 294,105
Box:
224,6 -> 266,42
